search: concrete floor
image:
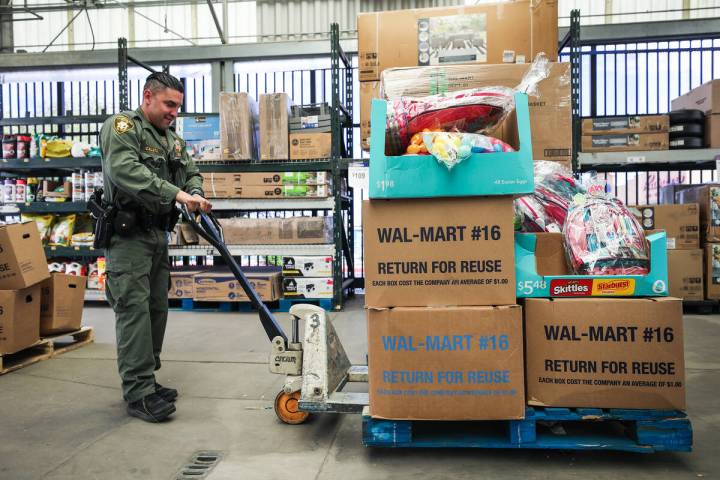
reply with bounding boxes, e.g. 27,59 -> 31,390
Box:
0,296 -> 718,480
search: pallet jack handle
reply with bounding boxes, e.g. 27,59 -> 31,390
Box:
180,206 -> 289,347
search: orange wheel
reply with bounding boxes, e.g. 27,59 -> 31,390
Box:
274,390 -> 310,425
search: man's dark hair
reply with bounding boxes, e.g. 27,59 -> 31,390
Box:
143,72 -> 184,94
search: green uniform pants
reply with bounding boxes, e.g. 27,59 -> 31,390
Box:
105,228 -> 169,402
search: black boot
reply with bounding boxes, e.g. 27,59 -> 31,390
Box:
127,392 -> 176,422
155,382 -> 178,403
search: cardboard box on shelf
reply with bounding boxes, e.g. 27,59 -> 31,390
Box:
260,93 -> 291,160
39,273 -> 86,336
218,217 -> 333,245
282,256 -> 333,277
630,203 -> 699,249
524,297 -> 685,410
192,269 -> 281,302
42,180 -> 71,199
0,221 -> 50,290
168,269 -> 202,299
671,79 -> 720,114
176,115 -> 221,161
363,196 -> 515,307
357,0 -> 558,82
219,92 -> 257,161
368,305 -> 524,420
204,184 -> 330,199
581,132 -> 669,152
0,285 -> 41,355
581,115 -> 669,135
202,171 -> 330,197
667,249 -> 703,301
659,184 -> 697,204
704,244 -> 720,299
676,184 -> 720,243
289,132 -> 331,160
706,113 -> 720,148
282,277 -> 333,299
369,62 -> 572,163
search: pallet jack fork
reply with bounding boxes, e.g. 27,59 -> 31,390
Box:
182,209 -> 369,424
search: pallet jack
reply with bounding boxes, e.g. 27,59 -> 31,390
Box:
182,208 -> 369,424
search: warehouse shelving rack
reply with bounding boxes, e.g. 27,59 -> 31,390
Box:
1,23 -> 356,310
564,8 -> 720,177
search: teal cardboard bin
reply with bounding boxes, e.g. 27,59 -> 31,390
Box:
369,92 -> 534,199
515,231 -> 669,298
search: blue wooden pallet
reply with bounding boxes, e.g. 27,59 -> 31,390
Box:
362,406 -> 692,453
170,297 -> 334,313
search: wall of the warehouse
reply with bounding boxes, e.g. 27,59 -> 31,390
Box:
8,0 -> 720,52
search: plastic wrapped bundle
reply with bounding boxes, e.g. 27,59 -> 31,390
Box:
421,131 -> 514,169
514,161 -> 585,232
563,184 -> 650,275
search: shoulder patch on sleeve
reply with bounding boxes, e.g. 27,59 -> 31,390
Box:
113,115 -> 135,134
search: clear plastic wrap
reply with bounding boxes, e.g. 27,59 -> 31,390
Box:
422,132 -> 514,169
382,54 -> 551,155
514,161 -> 585,233
563,182 -> 650,275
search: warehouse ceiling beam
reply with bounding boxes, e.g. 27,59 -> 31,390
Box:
558,17 -> 720,45
0,0 -> 234,13
206,0 -> 226,44
0,38 -> 358,70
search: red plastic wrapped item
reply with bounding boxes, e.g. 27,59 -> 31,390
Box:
385,87 -> 514,155
563,183 -> 650,275
514,161 -> 585,232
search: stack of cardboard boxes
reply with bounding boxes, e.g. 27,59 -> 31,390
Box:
0,222 -> 86,358
282,256 -> 334,300
358,1 -> 571,167
630,203 -> 702,301
581,115 -> 670,152
673,184 -> 720,300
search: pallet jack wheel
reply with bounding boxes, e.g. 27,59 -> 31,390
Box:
274,391 -> 310,425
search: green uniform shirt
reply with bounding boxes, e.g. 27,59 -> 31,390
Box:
100,108 -> 204,214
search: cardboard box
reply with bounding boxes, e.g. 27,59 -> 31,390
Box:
581,133 -> 669,152
218,217 -> 332,245
581,115 -> 669,135
358,1 -> 558,82
282,277 -> 333,299
360,81 -> 380,151
659,184 -> 696,204
0,221 -> 50,290
204,184 -> 329,199
289,132 -> 331,160
202,171 -> 330,197
524,297 -> 685,410
42,180 -> 71,199
704,244 -> 720,299
192,269 -> 281,302
373,63 -> 571,163
260,93 -> 291,160
369,93 -> 533,198
363,197 -> 515,307
671,79 -> 720,114
168,269 -> 201,299
0,285 -> 41,354
667,249 -> 703,301
39,273 -> 86,335
630,203 -> 699,249
176,115 -> 221,161
368,305 -> 524,420
515,231 -> 669,298
219,92 -> 257,161
706,113 -> 720,148
676,184 -> 720,243
282,256 -> 333,277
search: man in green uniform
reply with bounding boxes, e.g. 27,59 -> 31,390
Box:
100,72 -> 212,423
